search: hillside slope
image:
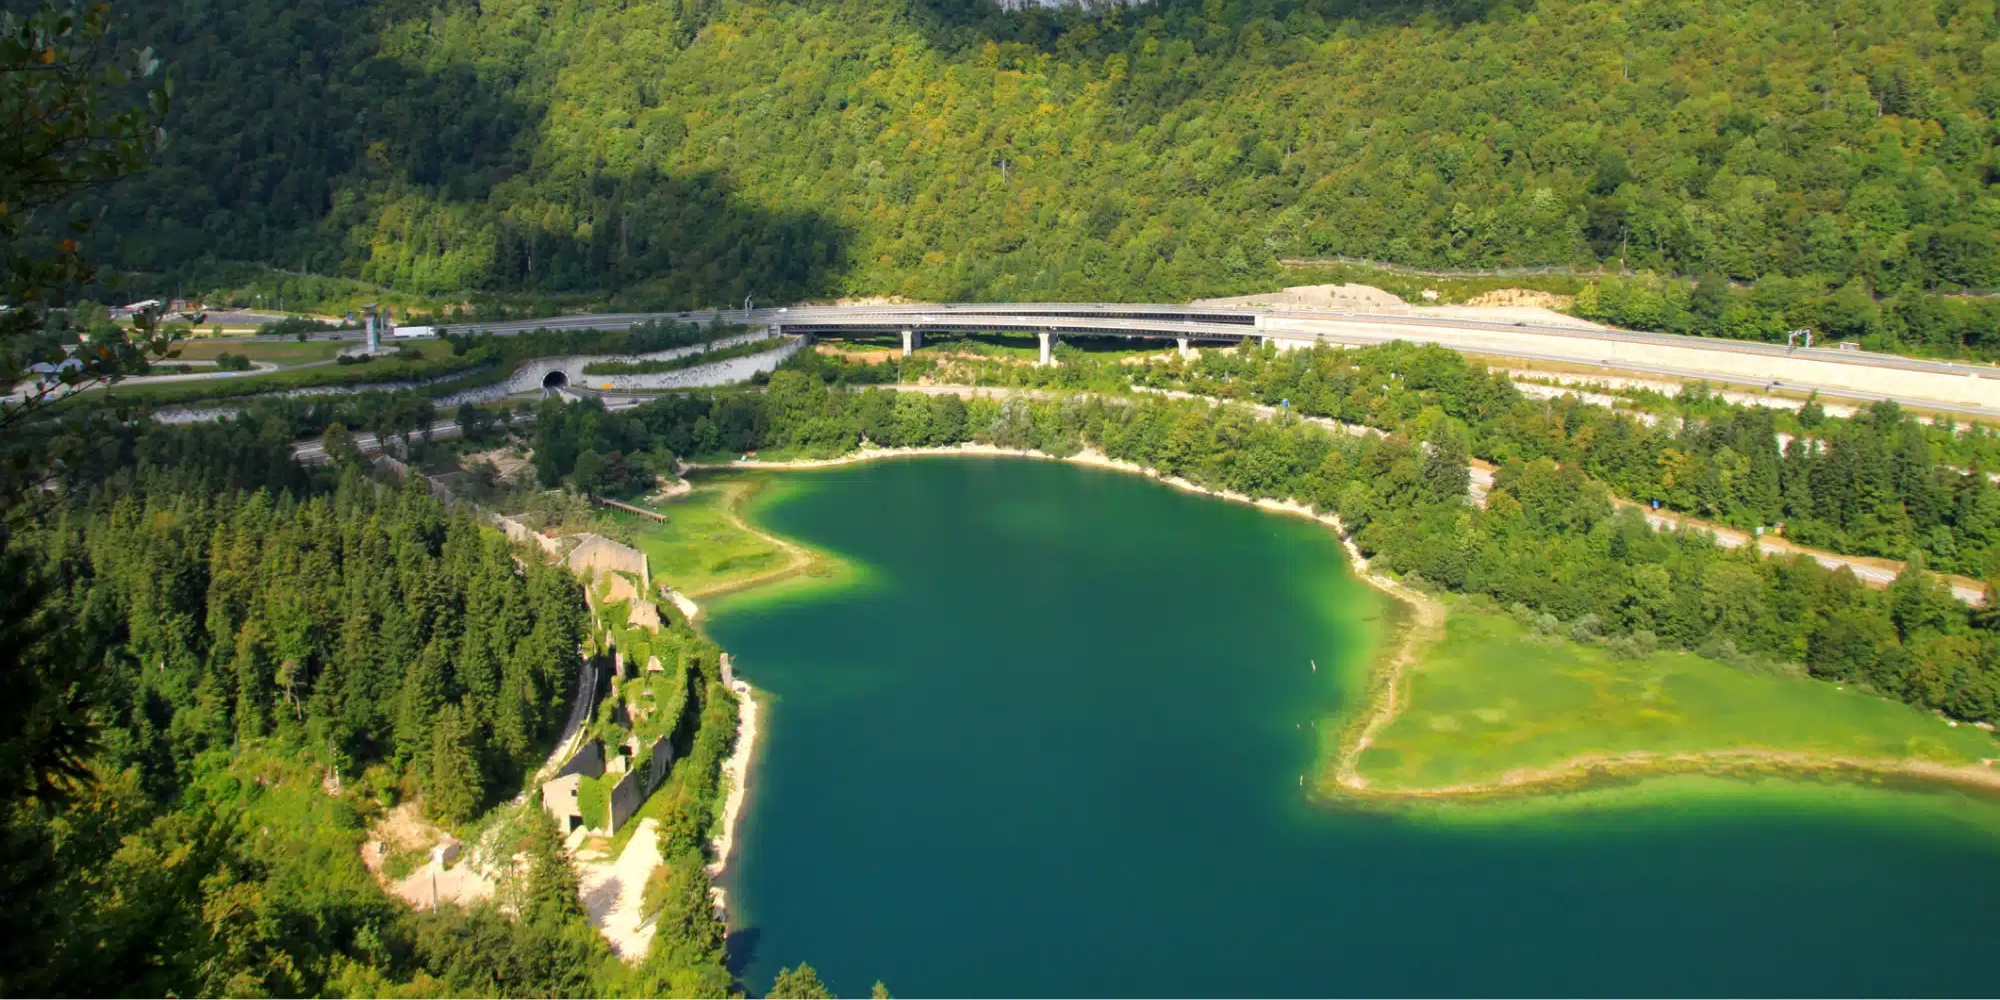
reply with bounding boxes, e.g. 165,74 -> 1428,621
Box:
95,0 -> 2000,308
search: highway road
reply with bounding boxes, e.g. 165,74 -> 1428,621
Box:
413,303 -> 2000,419
186,299 -> 2000,419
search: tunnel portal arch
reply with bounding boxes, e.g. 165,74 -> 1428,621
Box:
542,369 -> 569,389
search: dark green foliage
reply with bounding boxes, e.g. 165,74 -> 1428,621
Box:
633,850 -> 733,998
0,447 -> 616,994
18,471 -> 589,792
1,0 -> 177,500
408,905 -> 606,998
1576,272 -> 2000,356
423,704 -> 483,825
533,397 -> 672,494
255,315 -> 348,338
76,0 -> 2000,330
523,808 -> 588,926
770,963 -> 837,999
447,318 -> 729,363
1145,342 -> 2000,577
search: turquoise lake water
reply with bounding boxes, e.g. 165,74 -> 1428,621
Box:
705,458 -> 2000,997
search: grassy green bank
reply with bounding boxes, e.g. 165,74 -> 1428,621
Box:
1332,599 -> 2000,801
609,473 -> 863,607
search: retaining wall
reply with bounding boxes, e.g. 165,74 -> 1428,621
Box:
645,734 -> 673,793
607,768 -> 644,834
567,533 -> 649,590
503,328 -> 784,393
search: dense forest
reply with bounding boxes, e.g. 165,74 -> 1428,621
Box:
82,0 -> 2000,329
2,438 -> 757,996
1133,342 -> 2000,577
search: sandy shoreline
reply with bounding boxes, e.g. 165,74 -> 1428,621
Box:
707,653 -> 760,918
679,445 -> 2000,804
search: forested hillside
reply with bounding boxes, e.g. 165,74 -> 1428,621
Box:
3,444 -> 748,996
49,471 -> 588,813
1138,343 -> 2000,577
92,0 -> 2000,307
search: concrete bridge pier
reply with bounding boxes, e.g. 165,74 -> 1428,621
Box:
1177,337 -> 1192,360
901,329 -> 921,357
1038,331 -> 1054,366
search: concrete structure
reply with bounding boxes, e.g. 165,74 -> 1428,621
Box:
901,329 -> 921,356
764,303 -> 2000,416
567,534 -> 649,592
506,328 -> 798,395
430,838 -> 463,866
495,515 -> 563,558
626,599 -> 662,629
607,769 -> 644,834
542,773 -> 587,833
644,734 -> 673,793
553,740 -> 605,782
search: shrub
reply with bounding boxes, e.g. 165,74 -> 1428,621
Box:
1697,636 -> 1741,663
1533,612 -> 1562,636
1570,613 -> 1604,643
1606,630 -> 1658,660
1630,630 -> 1659,657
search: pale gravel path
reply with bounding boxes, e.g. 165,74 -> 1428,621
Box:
578,818 -> 663,961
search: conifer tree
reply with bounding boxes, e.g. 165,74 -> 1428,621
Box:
769,963 -> 836,999
522,808 -> 585,926
423,704 -> 483,825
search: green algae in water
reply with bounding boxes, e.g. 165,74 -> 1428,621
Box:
707,457 -> 2000,998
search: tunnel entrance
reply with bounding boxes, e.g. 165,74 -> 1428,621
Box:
542,369 -> 568,389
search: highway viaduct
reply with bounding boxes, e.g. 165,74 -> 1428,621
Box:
237,301 -> 2000,420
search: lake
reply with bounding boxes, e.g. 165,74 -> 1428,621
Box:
707,457 -> 2000,997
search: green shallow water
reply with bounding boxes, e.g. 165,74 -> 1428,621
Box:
706,458 -> 2000,998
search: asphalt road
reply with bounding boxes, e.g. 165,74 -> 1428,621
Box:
197,301 -> 1997,413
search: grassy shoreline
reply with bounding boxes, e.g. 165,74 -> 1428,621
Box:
1322,593 -> 2000,807
648,448 -> 2000,811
